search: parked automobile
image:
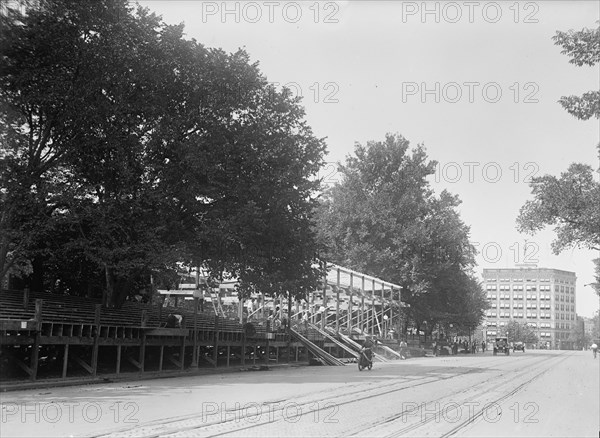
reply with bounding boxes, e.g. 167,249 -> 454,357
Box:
513,341 -> 525,352
493,337 -> 510,355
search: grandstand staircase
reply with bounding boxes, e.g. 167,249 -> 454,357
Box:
307,323 -> 359,359
289,328 -> 345,366
208,289 -> 225,318
323,326 -> 388,362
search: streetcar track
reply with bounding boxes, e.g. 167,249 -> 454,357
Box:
152,357 -> 521,437
439,353 -> 572,438
92,359 -> 494,438
340,353 -> 558,437
95,374 -> 438,438
92,354 -> 555,438
350,352 -> 570,438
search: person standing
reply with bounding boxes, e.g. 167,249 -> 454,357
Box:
592,343 -> 598,359
399,338 -> 408,360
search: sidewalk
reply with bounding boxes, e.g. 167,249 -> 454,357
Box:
0,362 -> 304,393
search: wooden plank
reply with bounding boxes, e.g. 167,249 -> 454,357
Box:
336,269 -> 340,332
126,354 -> 141,370
168,354 -> 181,368
348,277 -> 353,332
2,348 -> 33,376
30,299 -> 43,381
241,331 -> 246,366
265,319 -> 270,367
191,297 -> 198,368
91,305 -> 101,376
72,356 -> 93,374
179,337 -> 185,370
212,316 -> 219,367
116,345 -> 121,374
0,336 -> 35,345
139,334 -> 146,373
62,344 -> 69,378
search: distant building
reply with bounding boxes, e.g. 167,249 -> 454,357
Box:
481,267 -> 577,349
583,315 -> 599,342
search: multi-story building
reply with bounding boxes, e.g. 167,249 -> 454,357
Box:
481,267 -> 577,349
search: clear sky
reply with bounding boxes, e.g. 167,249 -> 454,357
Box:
139,1 -> 600,317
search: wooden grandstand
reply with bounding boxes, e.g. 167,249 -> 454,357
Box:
0,263 -> 406,387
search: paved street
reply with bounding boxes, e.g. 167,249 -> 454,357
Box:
1,350 -> 598,437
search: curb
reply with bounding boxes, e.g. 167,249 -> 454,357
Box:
0,362 -> 305,393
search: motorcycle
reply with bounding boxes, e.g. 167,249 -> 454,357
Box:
358,347 -> 373,371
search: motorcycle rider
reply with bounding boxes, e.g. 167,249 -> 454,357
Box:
360,337 -> 375,365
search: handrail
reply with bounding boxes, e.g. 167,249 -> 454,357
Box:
307,323 -> 359,358
289,328 -> 345,366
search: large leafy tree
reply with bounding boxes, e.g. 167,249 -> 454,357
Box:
517,23 -> 600,296
0,0 -> 325,306
517,162 -> 600,254
316,133 -> 486,333
517,161 -> 600,297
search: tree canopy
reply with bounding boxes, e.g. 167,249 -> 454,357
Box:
504,320 -> 539,345
552,22 -> 600,120
0,0 -> 326,306
517,162 -> 600,254
518,23 -> 600,296
316,133 -> 487,333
